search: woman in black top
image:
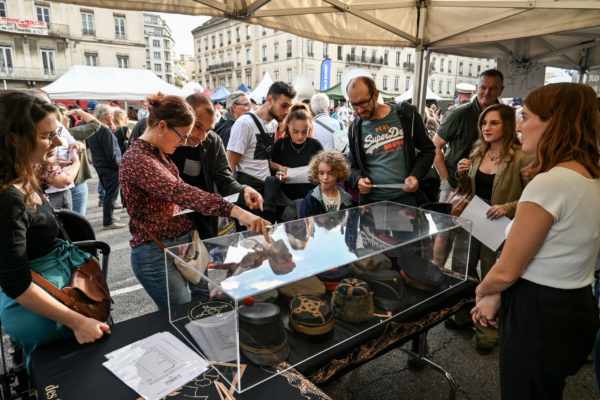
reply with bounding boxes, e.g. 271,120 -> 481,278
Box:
270,103 -> 323,200
0,91 -> 109,369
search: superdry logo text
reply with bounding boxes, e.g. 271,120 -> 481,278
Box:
363,126 -> 404,155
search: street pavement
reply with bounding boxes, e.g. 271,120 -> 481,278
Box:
87,175 -> 599,400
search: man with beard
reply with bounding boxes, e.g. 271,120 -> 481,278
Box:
226,81 -> 295,197
347,76 -> 435,206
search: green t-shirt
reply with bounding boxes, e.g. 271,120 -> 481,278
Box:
361,103 -> 407,201
437,99 -> 482,188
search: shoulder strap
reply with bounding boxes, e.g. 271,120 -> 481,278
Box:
246,112 -> 268,137
136,220 -> 166,250
31,270 -> 74,305
314,118 -> 336,133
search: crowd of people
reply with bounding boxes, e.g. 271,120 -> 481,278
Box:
0,70 -> 598,400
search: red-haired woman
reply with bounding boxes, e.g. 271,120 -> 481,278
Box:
471,83 -> 600,399
120,93 -> 270,310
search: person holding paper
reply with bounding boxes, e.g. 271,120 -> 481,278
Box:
270,103 -> 323,202
471,83 -> 600,399
456,103 -> 533,354
120,93 -> 271,310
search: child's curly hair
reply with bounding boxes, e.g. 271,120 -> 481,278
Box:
308,150 -> 350,185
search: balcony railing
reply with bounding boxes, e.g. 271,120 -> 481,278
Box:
0,67 -> 67,80
346,54 -> 384,65
403,62 -> 415,69
207,61 -> 234,72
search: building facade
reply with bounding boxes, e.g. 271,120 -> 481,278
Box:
143,13 -> 175,84
192,18 -> 495,99
0,0 -> 145,89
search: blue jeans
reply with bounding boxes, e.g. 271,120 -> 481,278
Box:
131,231 -> 209,310
70,182 -> 88,215
98,180 -> 104,202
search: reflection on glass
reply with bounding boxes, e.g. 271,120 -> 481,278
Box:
169,202 -> 462,300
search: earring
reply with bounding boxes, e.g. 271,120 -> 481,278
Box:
158,132 -> 163,137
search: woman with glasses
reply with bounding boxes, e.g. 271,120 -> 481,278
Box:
0,91 -> 110,370
120,93 -> 270,310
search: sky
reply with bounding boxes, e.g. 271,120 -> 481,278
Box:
158,13 -> 211,57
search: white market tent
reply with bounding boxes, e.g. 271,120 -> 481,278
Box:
182,81 -> 205,96
292,75 -> 316,101
43,65 -> 186,100
396,87 -> 443,102
53,1 -> 600,109
249,71 -> 273,103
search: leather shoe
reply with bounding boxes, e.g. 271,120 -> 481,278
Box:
102,222 -> 126,230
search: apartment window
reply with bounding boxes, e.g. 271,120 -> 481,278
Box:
286,40 -> 292,58
337,46 -> 342,61
147,61 -> 151,69
246,48 -> 251,64
262,27 -> 267,36
114,16 -> 126,38
459,62 -> 463,75
236,74 -> 241,85
383,76 -> 388,90
150,16 -> 158,24
0,1 -> 6,18
323,43 -> 328,59
246,25 -> 251,39
247,73 -> 251,87
41,49 -> 56,75
405,77 -> 410,91
371,49 -> 376,61
406,54 -> 411,64
477,65 -> 481,75
85,52 -> 98,66
228,76 -> 232,87
117,55 -> 129,68
440,58 -> 444,72
361,48 -> 366,60
154,63 -> 161,72
447,80 -> 451,94
431,79 -> 435,90
211,36 -> 215,49
394,76 -> 399,91
154,51 -> 161,59
308,69 -> 314,86
204,38 -> 208,50
0,46 -> 13,73
384,51 -> 388,65
431,57 -> 436,71
307,40 -> 314,57
219,54 -> 224,64
438,80 -> 442,93
236,50 -> 241,65
448,60 -> 452,73
219,33 -> 223,47
197,40 -> 201,53
262,45 -> 267,61
81,11 -> 95,35
153,39 -> 160,47
396,51 -> 401,66
468,63 -> 473,77
274,42 -> 279,59
336,71 -> 342,84
274,70 -> 279,81
227,31 -> 231,45
145,49 -> 150,59
36,5 -> 50,24
236,28 -> 240,42
287,68 -> 292,84
351,47 -> 356,58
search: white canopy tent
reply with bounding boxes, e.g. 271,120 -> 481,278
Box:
43,65 -> 186,100
292,75 -> 316,101
396,87 -> 443,102
182,81 -> 205,96
53,1 -> 600,109
249,71 -> 273,103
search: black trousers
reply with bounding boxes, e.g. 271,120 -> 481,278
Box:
499,278 -> 599,400
95,167 -> 120,226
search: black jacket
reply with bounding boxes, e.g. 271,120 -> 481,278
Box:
213,114 -> 235,148
170,131 -> 245,239
347,102 -> 435,204
87,125 -> 121,171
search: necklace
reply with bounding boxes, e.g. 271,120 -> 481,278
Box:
487,151 -> 501,162
290,140 -> 307,154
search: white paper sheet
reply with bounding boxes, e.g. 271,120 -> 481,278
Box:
371,183 -> 409,189
103,331 -> 208,400
285,166 -> 310,184
173,193 -> 239,216
459,195 -> 511,251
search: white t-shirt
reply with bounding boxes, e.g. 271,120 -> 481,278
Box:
322,190 -> 341,213
226,112 -> 277,182
312,114 -> 337,151
46,122 -> 76,194
506,167 -> 600,289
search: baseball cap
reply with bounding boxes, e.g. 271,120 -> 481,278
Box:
87,100 -> 99,111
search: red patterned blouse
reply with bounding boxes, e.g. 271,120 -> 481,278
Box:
120,139 -> 234,247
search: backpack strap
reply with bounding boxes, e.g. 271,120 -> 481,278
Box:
314,118 -> 336,133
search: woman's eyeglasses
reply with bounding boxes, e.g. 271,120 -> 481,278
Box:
166,123 -> 200,148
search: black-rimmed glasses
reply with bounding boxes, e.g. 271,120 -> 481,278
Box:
350,92 -> 374,109
166,123 -> 197,147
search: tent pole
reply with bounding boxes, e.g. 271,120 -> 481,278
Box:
412,1 -> 428,115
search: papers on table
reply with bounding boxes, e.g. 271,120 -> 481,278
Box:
103,331 -> 208,400
173,193 -> 240,216
285,166 -> 310,184
459,195 -> 511,251
185,310 -> 237,363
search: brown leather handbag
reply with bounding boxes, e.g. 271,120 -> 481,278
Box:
445,185 -> 474,217
32,257 -> 113,322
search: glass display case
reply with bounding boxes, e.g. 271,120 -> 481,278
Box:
165,201 -> 472,393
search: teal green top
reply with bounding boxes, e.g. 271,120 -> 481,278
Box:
361,103 -> 407,201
